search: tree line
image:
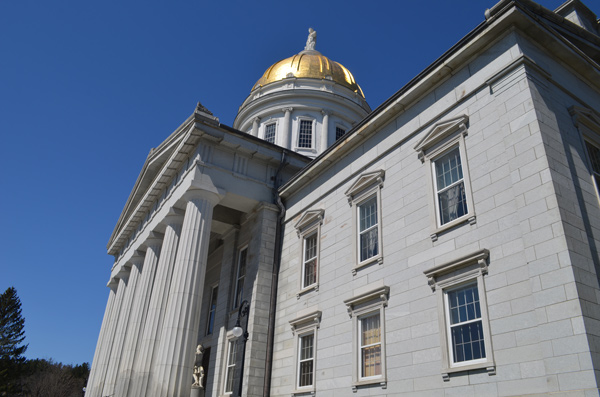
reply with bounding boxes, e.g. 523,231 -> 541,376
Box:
1,287 -> 89,396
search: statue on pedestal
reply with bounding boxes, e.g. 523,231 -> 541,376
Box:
192,344 -> 205,388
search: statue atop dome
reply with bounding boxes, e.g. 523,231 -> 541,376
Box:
304,28 -> 317,51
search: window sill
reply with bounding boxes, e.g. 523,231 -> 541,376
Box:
292,387 -> 315,395
297,284 -> 318,299
442,361 -> 495,381
352,255 -> 383,275
431,215 -> 476,241
294,147 -> 317,154
351,378 -> 386,392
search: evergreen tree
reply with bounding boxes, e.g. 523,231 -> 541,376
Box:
0,287 -> 27,395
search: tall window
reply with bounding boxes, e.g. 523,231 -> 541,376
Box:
344,286 -> 388,390
358,196 -> 378,262
290,311 -> 321,394
359,313 -> 381,379
335,126 -> 346,141
294,209 -> 323,294
345,170 -> 384,271
585,140 -> 600,198
445,283 -> 486,364
264,123 -> 276,144
298,119 -> 313,148
205,285 -> 218,335
302,233 -> 318,289
298,333 -> 315,388
424,249 -> 494,380
224,340 -> 237,394
414,115 -> 475,239
233,248 -> 247,309
433,146 -> 468,226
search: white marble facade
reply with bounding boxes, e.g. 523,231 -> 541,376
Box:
87,1 -> 600,396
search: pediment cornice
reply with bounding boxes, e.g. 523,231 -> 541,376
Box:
414,115 -> 469,162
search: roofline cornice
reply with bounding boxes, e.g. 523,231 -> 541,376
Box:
279,0 -> 600,199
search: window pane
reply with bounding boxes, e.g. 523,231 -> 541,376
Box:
451,321 -> 486,362
448,285 -> 480,324
360,228 -> 378,262
299,360 -> 313,387
335,126 -> 346,141
435,147 -> 463,190
298,120 -> 313,148
361,345 -> 381,377
438,182 -> 468,224
265,123 -> 276,144
305,234 -> 317,260
586,141 -> 600,173
225,341 -> 237,393
206,286 -> 218,335
234,249 -> 247,308
300,334 -> 314,360
303,258 -> 317,287
361,315 -> 380,345
359,197 -> 377,232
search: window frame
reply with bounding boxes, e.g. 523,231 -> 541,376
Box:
571,106 -> 600,206
263,121 -> 278,144
232,246 -> 247,310
205,283 -> 218,336
345,170 -> 385,273
414,115 -> 476,241
335,125 -> 347,141
289,311 -> 321,394
423,249 -> 495,380
223,337 -> 237,395
294,209 -> 324,296
344,286 -> 389,391
295,117 -> 315,151
358,311 -> 382,381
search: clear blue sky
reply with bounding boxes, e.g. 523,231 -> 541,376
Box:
0,0 -> 569,366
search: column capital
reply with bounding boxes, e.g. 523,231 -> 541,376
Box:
282,107 -> 294,113
252,117 -> 261,124
107,278 -> 119,290
143,232 -> 164,250
161,208 -> 185,226
183,188 -> 221,206
321,109 -> 332,116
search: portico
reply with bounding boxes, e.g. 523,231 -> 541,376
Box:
85,104 -> 308,397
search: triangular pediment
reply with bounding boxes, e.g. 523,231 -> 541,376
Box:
570,106 -> 600,133
344,170 -> 385,200
414,115 -> 469,159
295,209 -> 324,232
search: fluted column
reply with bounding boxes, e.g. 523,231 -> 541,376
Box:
133,210 -> 184,397
281,107 -> 293,149
115,234 -> 163,396
321,109 -> 330,152
152,189 -> 219,396
102,257 -> 143,397
251,117 -> 260,137
88,276 -> 125,397
85,284 -> 117,397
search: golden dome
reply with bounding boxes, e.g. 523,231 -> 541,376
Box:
252,50 -> 365,98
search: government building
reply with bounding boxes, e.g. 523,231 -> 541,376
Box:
85,0 -> 600,395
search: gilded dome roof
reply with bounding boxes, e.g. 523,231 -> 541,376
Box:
252,33 -> 365,98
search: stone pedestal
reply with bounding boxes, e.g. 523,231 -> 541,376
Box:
191,386 -> 204,397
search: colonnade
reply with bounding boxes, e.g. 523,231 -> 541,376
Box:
86,189 -> 220,397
